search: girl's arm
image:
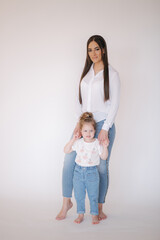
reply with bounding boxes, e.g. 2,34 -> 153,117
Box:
100,140 -> 109,160
64,135 -> 78,154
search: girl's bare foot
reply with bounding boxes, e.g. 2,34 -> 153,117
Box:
98,203 -> 107,221
92,215 -> 99,224
74,214 -> 84,224
56,198 -> 73,220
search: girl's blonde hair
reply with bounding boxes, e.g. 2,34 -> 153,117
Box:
79,112 -> 96,130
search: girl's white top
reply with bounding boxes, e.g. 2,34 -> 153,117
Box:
72,138 -> 103,167
76,64 -> 120,131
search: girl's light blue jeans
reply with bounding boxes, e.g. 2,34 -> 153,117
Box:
73,164 -> 99,215
62,120 -> 116,203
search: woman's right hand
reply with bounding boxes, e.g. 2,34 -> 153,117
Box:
73,122 -> 81,139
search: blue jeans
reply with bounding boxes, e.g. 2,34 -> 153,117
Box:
73,164 -> 99,215
62,120 -> 116,203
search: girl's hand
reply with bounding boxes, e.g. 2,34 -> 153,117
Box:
102,139 -> 109,147
98,129 -> 109,146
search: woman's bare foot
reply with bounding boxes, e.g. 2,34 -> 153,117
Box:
98,203 -> 107,221
92,215 -> 99,224
74,214 -> 84,224
56,198 -> 73,220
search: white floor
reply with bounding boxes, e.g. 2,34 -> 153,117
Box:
1,198 -> 160,240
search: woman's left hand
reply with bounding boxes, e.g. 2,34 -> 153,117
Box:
98,129 -> 109,146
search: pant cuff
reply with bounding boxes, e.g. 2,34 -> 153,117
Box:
63,195 -> 72,198
77,211 -> 85,214
90,212 -> 98,215
98,200 -> 105,204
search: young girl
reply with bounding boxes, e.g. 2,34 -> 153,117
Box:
64,112 -> 109,224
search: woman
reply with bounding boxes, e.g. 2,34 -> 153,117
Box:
56,35 -> 120,220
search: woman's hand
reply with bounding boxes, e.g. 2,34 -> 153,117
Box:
73,122 -> 81,139
72,133 -> 79,141
98,129 -> 109,146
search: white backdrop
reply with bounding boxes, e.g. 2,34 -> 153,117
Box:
1,0 -> 160,213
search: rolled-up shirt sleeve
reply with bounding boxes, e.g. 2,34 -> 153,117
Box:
102,72 -> 120,131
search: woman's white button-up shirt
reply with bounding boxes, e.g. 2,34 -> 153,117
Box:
76,64 -> 120,131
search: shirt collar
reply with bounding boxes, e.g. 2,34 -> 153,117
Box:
91,63 -> 104,77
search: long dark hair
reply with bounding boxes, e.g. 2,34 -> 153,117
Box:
79,35 -> 109,104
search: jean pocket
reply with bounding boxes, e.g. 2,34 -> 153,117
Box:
73,168 -> 81,181
87,171 -> 98,182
